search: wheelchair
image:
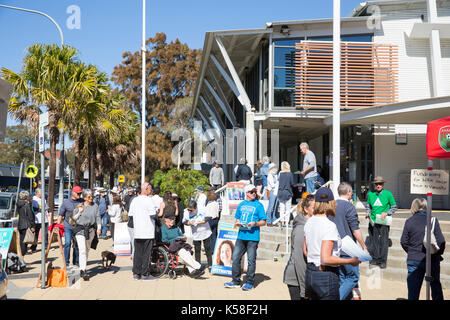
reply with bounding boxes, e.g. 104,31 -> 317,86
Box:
149,242 -> 188,279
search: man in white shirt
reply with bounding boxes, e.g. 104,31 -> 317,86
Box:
128,182 -> 157,281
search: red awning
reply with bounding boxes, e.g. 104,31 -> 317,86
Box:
427,117 -> 450,159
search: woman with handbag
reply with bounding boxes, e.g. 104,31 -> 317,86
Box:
71,189 -> 101,280
17,191 -> 36,256
400,197 -> 446,300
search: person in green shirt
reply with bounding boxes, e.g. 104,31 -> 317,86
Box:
365,176 -> 397,269
161,213 -> 205,278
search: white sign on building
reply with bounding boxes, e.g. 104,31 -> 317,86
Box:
410,169 -> 449,195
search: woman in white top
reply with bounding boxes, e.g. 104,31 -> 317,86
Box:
266,163 -> 279,226
108,194 -> 123,242
205,189 -> 220,253
303,187 -> 360,300
183,200 -> 213,269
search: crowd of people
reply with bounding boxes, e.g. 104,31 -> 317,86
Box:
13,140 -> 446,299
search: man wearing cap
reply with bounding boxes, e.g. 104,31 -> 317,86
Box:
57,186 -> 84,266
224,184 -> 267,291
195,186 -> 207,210
365,176 -> 397,269
95,188 -> 110,239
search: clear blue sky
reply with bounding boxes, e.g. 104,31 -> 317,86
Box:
1,0 -> 363,126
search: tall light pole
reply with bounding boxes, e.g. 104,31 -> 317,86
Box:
141,0 -> 147,185
0,4 -> 64,290
332,0 -> 341,193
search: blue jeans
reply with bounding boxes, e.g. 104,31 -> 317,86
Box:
64,227 -> 79,265
231,239 -> 258,285
305,176 -> 317,194
266,191 -> 279,224
338,256 -> 360,300
305,263 -> 340,300
100,213 -> 109,237
407,259 -> 443,300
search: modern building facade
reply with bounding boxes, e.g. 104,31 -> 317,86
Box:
191,0 -> 450,209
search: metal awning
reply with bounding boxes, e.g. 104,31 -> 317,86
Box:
323,95 -> 450,125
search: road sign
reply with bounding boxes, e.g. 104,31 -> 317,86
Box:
118,175 -> 125,183
25,165 -> 39,179
39,112 -> 48,153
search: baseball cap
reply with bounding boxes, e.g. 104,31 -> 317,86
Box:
244,184 -> 257,193
72,186 -> 82,194
314,187 -> 334,202
195,186 -> 204,192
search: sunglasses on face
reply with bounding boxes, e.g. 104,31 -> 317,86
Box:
187,208 -> 195,212
247,190 -> 257,194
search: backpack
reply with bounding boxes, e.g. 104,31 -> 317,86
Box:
6,252 -> 27,274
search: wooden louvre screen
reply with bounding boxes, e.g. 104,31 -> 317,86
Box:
294,41 -> 398,110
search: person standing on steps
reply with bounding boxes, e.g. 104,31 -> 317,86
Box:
365,176 -> 397,269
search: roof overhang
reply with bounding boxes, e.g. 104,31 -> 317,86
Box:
323,96 -> 450,126
409,22 -> 450,39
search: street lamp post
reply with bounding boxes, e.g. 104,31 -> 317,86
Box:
332,0 -> 341,194
141,0 -> 147,186
0,4 -> 64,290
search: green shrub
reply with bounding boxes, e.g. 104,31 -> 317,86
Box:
152,169 -> 209,206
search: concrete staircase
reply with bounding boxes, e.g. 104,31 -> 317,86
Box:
219,212 -> 450,289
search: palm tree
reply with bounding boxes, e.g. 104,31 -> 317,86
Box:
1,44 -> 95,221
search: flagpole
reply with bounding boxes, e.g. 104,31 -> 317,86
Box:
141,0 -> 146,185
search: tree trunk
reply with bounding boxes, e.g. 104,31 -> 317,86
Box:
74,133 -> 84,187
109,171 -> 115,188
88,136 -> 97,190
48,124 -> 60,224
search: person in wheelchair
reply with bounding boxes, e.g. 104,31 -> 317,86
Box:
161,213 -> 206,279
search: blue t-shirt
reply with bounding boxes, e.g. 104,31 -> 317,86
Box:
234,200 -> 267,241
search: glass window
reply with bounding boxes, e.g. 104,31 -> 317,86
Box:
273,38 -> 303,47
274,68 -> 295,88
274,89 -> 294,107
342,34 -> 372,42
307,34 -> 372,42
274,47 -> 296,67
0,196 -> 10,210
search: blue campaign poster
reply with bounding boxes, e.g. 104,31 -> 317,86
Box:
0,228 -> 14,268
210,222 -> 239,276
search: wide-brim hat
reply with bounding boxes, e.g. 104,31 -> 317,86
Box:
372,176 -> 385,184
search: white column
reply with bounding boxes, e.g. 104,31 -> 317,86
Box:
268,33 -> 274,111
246,111 -> 256,175
427,0 -> 443,97
332,0 -> 341,193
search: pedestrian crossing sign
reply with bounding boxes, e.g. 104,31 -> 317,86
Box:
25,165 -> 39,179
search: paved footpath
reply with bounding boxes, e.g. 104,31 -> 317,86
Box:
6,236 -> 450,301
